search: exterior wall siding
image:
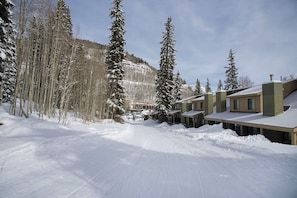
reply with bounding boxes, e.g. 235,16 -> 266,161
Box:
175,103 -> 182,110
230,95 -> 262,113
216,91 -> 227,113
262,82 -> 283,116
193,100 -> 204,111
205,93 -> 213,115
283,79 -> 297,98
292,132 -> 297,145
181,103 -> 192,113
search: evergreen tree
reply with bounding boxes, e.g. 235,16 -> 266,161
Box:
105,0 -> 126,119
205,78 -> 212,93
224,49 -> 238,90
0,0 -> 16,104
173,71 -> 182,102
194,78 -> 202,95
156,17 -> 176,122
217,79 -> 223,91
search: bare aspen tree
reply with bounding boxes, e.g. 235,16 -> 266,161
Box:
10,0 -> 26,116
10,0 -> 35,117
11,0 -> 55,118
9,0 -> 108,123
69,42 -> 85,118
42,10 -> 55,117
59,39 -> 79,124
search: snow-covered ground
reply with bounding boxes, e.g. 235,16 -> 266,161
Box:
1,104 -> 297,198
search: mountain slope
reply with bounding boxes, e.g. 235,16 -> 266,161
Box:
77,39 -> 193,106
123,59 -> 156,104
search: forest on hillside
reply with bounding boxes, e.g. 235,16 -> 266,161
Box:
0,0 -> 158,123
0,0 -> 194,123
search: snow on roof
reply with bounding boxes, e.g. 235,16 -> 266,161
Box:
206,90 -> 297,130
206,109 -> 297,129
228,85 -> 262,97
262,80 -> 282,85
284,90 -> 297,108
176,95 -> 198,103
168,110 -> 181,115
192,96 -> 205,101
192,93 -> 215,102
282,76 -> 297,83
182,110 -> 204,117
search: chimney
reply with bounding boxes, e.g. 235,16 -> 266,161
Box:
262,81 -> 283,116
216,91 -> 227,113
204,93 -> 213,116
270,74 -> 274,81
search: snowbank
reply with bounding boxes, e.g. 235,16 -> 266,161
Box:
1,104 -> 297,198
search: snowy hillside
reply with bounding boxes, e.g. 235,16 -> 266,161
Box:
77,39 -> 157,105
123,60 -> 195,103
123,60 -> 156,104
77,39 -> 194,106
1,103 -> 297,197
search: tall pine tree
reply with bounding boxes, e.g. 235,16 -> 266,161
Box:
105,0 -> 126,119
0,0 -> 16,104
156,17 -> 176,122
217,79 -> 223,91
173,71 -> 182,102
205,78 -> 212,93
224,49 -> 239,90
194,78 -> 202,95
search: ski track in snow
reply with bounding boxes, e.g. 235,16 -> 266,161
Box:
1,107 -> 297,197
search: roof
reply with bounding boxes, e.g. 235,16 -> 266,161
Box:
228,85 -> 262,97
168,110 -> 181,115
206,90 -> 297,131
192,93 -> 216,102
192,96 -> 205,101
176,95 -> 198,103
284,90 -> 297,108
182,110 -> 204,117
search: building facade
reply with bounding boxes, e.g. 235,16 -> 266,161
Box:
205,80 -> 297,145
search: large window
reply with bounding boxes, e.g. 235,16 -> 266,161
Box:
248,98 -> 255,110
233,99 -> 239,110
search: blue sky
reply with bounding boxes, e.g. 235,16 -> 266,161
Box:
67,0 -> 297,87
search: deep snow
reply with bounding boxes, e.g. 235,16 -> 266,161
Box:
1,104 -> 297,198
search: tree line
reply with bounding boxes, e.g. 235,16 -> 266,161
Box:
1,0 -> 107,123
1,0 -> 253,124
0,0 -> 164,123
194,49 -> 254,95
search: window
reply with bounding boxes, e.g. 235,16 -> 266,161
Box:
248,98 -> 255,110
193,103 -> 198,110
233,99 -> 239,110
200,102 -> 203,110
